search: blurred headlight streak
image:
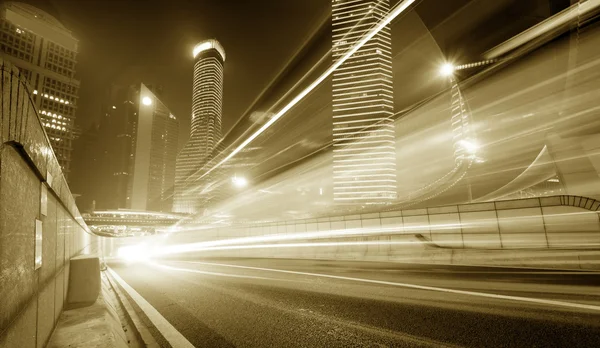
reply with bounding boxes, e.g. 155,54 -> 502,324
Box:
117,244 -> 155,263
156,223 -> 462,256
231,176 -> 248,188
485,0 -> 600,59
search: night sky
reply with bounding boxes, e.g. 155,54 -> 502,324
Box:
23,0 -> 330,140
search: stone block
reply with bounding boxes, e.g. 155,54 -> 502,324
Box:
495,198 -> 540,210
500,232 -> 548,248
402,208 -> 427,216
460,211 -> 499,234
66,255 -> 100,309
330,220 -> 345,231
344,219 -> 362,230
381,217 -> 403,233
497,207 -> 545,234
380,210 -> 402,217
458,202 -> 495,212
427,205 -> 459,215
361,218 -> 381,230
402,215 -> 430,235
463,233 -> 501,248
547,232 -> 600,248
429,213 -> 462,247
360,212 -> 380,219
542,206 -> 600,233
540,196 -> 562,207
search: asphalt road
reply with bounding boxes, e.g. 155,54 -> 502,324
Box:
109,259 -> 600,347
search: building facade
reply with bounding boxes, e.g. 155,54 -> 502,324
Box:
331,0 -> 397,205
0,2 -> 81,180
129,83 -> 179,212
174,39 -> 226,214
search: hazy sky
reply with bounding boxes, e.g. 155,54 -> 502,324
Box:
25,0 -> 330,139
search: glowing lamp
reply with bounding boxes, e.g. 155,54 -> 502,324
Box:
440,63 -> 455,77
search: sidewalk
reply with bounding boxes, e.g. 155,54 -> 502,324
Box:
47,273 -> 131,348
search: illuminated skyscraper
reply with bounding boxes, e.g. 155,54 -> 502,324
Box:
129,83 -> 179,212
174,39 -> 225,213
0,2 -> 81,180
332,0 -> 396,205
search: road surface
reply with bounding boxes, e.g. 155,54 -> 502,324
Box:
109,258 -> 600,347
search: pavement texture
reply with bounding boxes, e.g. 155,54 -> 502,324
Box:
109,258 -> 600,347
47,273 -> 128,348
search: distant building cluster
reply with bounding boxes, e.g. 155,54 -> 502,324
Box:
0,2 -> 81,180
76,83 -> 179,213
1,0 -> 400,216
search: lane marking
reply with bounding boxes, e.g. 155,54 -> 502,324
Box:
151,262 -> 278,280
174,261 -> 600,312
107,267 -> 195,348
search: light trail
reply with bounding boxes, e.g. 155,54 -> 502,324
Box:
166,240 -> 423,253
485,0 -> 600,59
150,210 -> 598,257
195,0 -> 417,180
173,261 -> 600,312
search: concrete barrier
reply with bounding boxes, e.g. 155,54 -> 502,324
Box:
0,58 -> 99,347
66,255 -> 101,309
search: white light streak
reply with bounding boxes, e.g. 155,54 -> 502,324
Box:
196,0 -> 416,179
485,0 -> 600,59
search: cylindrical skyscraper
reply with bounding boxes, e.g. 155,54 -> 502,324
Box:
174,39 -> 226,214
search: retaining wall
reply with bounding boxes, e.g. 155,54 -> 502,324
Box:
0,58 -> 98,347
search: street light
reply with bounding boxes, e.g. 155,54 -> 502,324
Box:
231,176 -> 248,188
142,96 -> 152,106
439,62 -> 455,77
458,139 -> 479,155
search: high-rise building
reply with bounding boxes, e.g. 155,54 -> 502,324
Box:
331,0 -> 397,205
106,84 -> 138,210
0,2 -> 81,180
174,39 -> 225,214
129,83 -> 179,212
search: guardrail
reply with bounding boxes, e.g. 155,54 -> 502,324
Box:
167,195 -> 600,251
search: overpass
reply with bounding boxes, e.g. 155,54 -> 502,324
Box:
83,210 -> 190,237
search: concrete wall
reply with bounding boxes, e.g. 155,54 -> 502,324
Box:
0,59 -> 98,347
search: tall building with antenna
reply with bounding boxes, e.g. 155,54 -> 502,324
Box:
174,39 -> 225,214
331,0 -> 397,205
